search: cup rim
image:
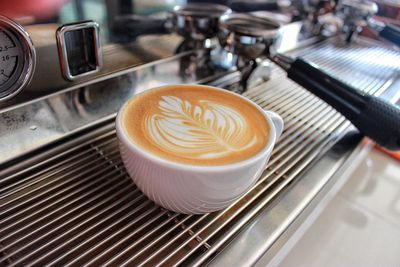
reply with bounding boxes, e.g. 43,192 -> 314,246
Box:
116,84 -> 277,172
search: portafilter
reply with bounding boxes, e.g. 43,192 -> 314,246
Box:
335,0 -> 400,46
214,13 -> 281,89
218,13 -> 400,151
112,3 -> 232,48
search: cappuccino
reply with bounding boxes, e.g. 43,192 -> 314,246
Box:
121,85 -> 270,165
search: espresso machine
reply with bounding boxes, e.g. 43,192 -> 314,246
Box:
0,1 -> 399,266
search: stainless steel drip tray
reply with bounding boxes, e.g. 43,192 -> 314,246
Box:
1,37 -> 399,266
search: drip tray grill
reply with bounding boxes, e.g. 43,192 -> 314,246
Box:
1,39 -> 399,266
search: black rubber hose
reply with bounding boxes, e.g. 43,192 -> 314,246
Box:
379,24 -> 400,47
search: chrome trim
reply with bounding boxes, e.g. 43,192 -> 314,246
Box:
0,16 -> 36,102
172,3 -> 232,43
209,130 -> 364,267
260,140 -> 375,267
219,13 -> 281,39
173,3 -> 231,18
56,21 -> 102,81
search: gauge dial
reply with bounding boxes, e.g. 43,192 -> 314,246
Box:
0,16 -> 35,102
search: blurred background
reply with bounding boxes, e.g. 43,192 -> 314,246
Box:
3,0 -> 399,45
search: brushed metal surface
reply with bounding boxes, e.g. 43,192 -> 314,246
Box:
0,36 -> 399,266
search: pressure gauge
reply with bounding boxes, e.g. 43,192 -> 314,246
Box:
0,16 -> 36,102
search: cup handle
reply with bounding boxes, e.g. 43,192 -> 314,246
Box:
264,110 -> 284,140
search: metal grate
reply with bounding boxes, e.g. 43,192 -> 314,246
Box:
1,39 -> 399,266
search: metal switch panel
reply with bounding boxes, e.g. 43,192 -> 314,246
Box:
56,21 -> 102,81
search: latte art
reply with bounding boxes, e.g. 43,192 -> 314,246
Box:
122,85 -> 270,165
146,96 -> 257,159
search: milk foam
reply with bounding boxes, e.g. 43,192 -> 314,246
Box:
145,96 -> 257,159
122,85 -> 270,165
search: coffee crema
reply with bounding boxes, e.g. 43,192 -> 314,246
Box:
122,85 -> 270,165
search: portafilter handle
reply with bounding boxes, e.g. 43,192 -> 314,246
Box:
379,25 -> 400,47
368,18 -> 400,47
270,53 -> 400,151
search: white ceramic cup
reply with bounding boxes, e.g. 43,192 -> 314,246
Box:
116,85 -> 283,214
